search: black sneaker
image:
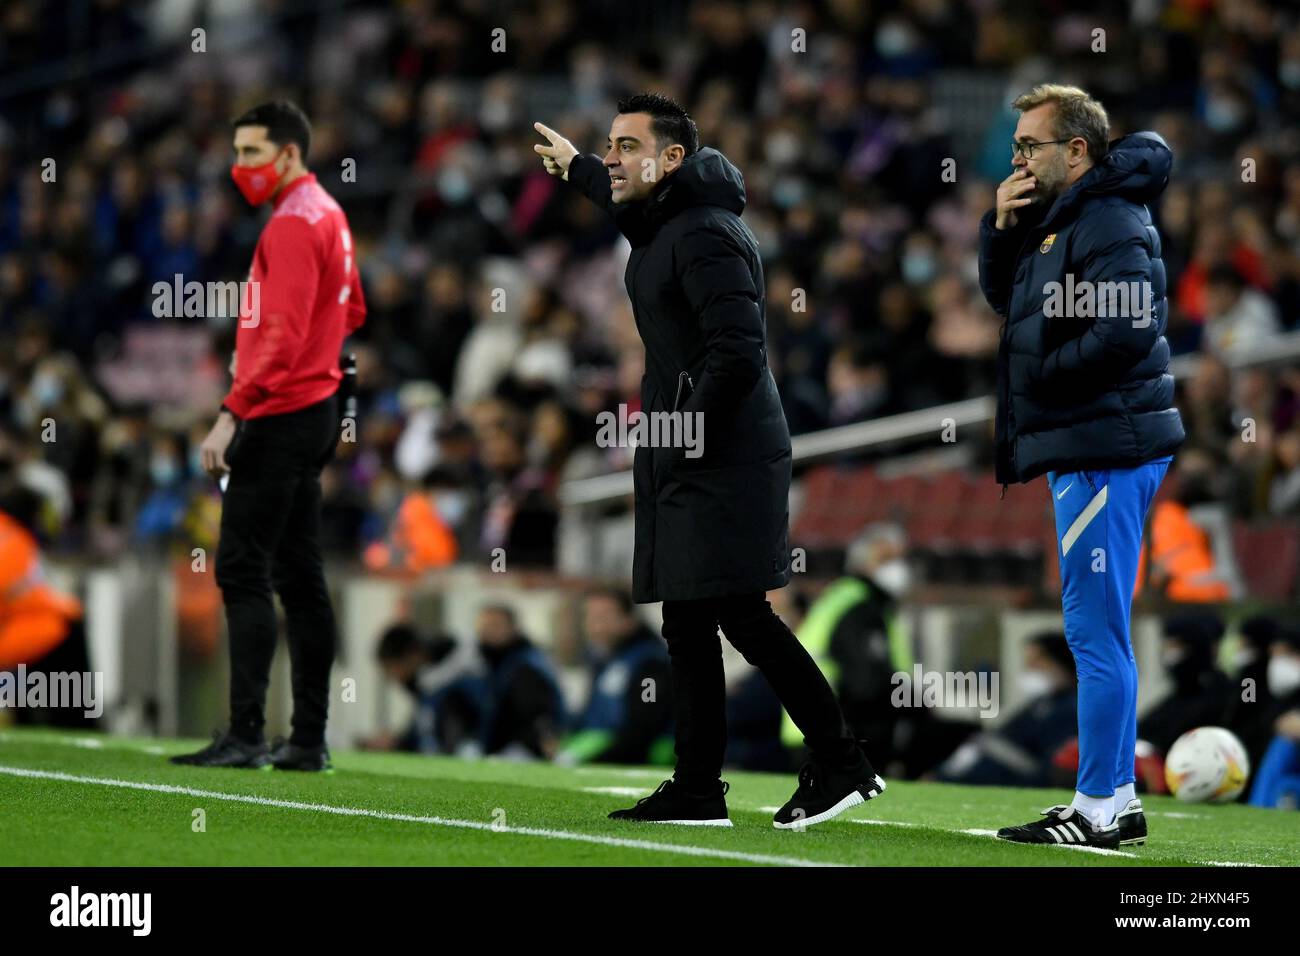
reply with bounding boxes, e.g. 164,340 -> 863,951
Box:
169,731 -> 270,769
269,738 -> 333,772
1117,798 -> 1147,846
996,805 -> 1121,849
608,779 -> 732,826
773,757 -> 886,829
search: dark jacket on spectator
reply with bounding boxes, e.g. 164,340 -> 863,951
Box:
566,148 -> 791,602
480,635 -> 564,757
570,624 -> 673,764
978,132 -> 1185,486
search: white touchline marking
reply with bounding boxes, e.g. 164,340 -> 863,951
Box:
851,818 -> 924,829
2,735 -> 1275,868
0,766 -> 841,868
575,768 -> 665,779
580,786 -> 647,796
1197,860 -> 1269,867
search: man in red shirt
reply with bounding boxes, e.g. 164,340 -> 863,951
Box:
173,101 -> 365,771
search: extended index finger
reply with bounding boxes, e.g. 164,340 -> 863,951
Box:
533,121 -> 560,145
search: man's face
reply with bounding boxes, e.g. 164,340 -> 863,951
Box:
1012,104 -> 1071,205
475,609 -> 514,648
382,652 -> 421,687
583,595 -> 631,651
1023,643 -> 1060,684
602,112 -> 682,204
233,124 -> 289,172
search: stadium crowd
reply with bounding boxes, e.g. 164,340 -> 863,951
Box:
2,0 -> 1299,575
2,0 -> 1299,809
372,583 -> 1300,808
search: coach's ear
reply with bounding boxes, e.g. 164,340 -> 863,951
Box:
660,143 -> 685,175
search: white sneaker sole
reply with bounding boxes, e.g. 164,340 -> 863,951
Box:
773,774 -> 887,830
650,818 -> 734,827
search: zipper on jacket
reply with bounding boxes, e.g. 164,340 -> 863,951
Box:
673,371 -> 693,412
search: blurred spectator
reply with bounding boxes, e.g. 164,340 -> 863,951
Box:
935,632 -> 1077,788
1248,626 -> 1300,809
781,522 -> 927,775
1202,265 -> 1282,360
556,586 -> 672,766
1138,613 -> 1232,754
474,604 -> 564,759
371,622 -> 486,756
1222,615 -> 1283,770
1138,450 -> 1238,602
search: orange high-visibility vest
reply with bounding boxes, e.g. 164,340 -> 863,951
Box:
0,511 -> 82,669
363,493 -> 457,575
1135,500 -> 1231,603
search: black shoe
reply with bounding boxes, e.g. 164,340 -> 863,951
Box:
773,756 -> 886,829
1117,798 -> 1147,846
169,731 -> 270,769
269,738 -> 333,772
608,779 -> 732,826
996,805 -> 1121,849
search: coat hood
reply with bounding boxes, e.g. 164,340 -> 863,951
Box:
647,146 -> 747,222
1084,131 -> 1173,204
1043,131 -> 1172,226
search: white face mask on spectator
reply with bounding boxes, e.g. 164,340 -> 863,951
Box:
871,558 -> 912,597
1016,669 -> 1055,701
1267,654 -> 1300,698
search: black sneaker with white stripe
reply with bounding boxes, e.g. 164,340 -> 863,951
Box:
608,779 -> 732,826
772,757 -> 886,829
1117,798 -> 1147,846
996,805 -> 1120,849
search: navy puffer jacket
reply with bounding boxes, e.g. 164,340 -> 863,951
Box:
978,131 -> 1185,487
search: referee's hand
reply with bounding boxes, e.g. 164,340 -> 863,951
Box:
533,122 -> 577,180
200,412 -> 237,479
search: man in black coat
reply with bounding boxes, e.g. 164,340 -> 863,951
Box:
980,84 -> 1185,850
534,94 -> 882,828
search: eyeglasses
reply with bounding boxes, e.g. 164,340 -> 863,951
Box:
1011,139 -> 1071,159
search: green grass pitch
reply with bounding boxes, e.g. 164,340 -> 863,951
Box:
1,728 -> 1295,867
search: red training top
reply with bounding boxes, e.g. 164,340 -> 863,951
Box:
223,172 -> 366,419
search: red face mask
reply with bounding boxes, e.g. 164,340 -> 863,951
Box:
230,150 -> 285,206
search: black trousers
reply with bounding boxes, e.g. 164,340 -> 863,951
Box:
215,393 -> 339,747
660,592 -> 860,789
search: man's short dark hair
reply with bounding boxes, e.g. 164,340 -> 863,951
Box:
232,100 -> 312,161
377,624 -> 421,662
584,584 -> 635,616
479,603 -> 517,626
617,93 -> 699,157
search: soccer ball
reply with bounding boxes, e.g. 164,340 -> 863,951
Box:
1164,727 -> 1251,803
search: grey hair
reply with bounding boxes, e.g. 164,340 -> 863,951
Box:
1012,83 -> 1110,163
845,522 -> 907,574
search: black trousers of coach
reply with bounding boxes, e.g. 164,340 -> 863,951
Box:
215,393 -> 339,748
660,593 -> 861,790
